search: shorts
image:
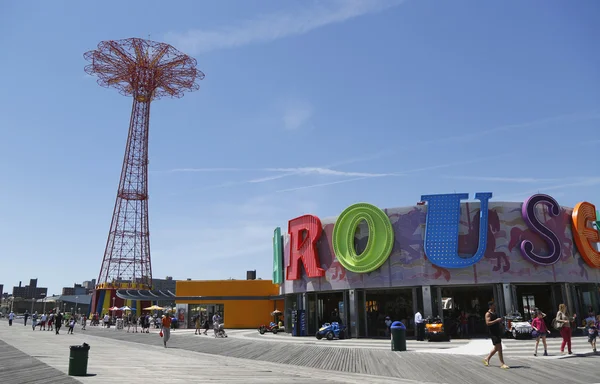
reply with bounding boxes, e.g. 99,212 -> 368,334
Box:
490,335 -> 502,346
588,335 -> 597,343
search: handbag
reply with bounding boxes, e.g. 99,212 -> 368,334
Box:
531,330 -> 539,338
159,330 -> 163,337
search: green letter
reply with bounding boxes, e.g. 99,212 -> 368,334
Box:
332,203 -> 394,273
272,227 -> 283,284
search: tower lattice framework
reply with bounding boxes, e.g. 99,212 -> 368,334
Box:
84,38 -> 204,288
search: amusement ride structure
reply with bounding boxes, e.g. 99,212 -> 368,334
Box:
84,38 -> 204,314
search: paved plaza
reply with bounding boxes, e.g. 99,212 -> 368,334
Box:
1,319 -> 599,384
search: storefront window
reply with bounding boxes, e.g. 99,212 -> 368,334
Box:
186,304 -> 225,328
365,289 -> 413,338
284,294 -> 298,333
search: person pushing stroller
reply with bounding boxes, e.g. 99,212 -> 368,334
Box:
212,312 -> 227,338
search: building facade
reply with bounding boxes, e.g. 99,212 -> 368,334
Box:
62,284 -> 88,296
12,279 -> 47,300
175,278 -> 282,329
274,193 -> 600,338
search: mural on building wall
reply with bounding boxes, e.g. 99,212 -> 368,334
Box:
281,201 -> 600,295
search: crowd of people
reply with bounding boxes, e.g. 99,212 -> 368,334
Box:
484,302 -> 599,369
6,309 -> 84,334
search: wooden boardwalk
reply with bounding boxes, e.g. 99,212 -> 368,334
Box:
1,320 -> 599,384
0,338 -> 80,383
82,326 -> 600,384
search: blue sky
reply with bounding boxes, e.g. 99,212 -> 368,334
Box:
0,0 -> 598,295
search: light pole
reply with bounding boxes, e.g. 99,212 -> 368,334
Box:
75,296 -> 79,313
41,293 -> 47,313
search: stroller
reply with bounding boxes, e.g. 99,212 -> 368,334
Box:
213,322 -> 228,338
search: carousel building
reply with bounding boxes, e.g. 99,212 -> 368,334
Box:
273,192 -> 600,338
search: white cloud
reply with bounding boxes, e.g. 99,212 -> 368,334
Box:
493,177 -> 600,200
421,111 -> 600,145
274,154 -> 512,193
173,151 -> 394,191
276,176 -> 377,193
168,168 -> 244,173
444,176 -> 561,183
164,0 -> 404,54
282,100 -> 314,131
151,194 -> 318,275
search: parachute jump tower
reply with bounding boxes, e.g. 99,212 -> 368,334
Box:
84,38 -> 204,315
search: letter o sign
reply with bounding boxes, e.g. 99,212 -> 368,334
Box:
332,203 -> 394,273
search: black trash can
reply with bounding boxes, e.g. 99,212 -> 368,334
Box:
68,343 -> 90,376
390,321 -> 407,351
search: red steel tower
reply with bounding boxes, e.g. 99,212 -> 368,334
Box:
84,38 -> 203,300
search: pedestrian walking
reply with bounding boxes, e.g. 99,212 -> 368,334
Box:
47,312 -> 54,331
554,303 -> 576,355
414,310 -> 425,341
586,315 -> 598,353
81,315 -> 87,330
194,314 -> 201,335
203,318 -> 209,335
8,311 -> 14,326
40,313 -> 47,330
23,311 -> 29,326
67,318 -> 75,334
531,310 -> 550,356
55,312 -> 63,335
161,315 -> 172,348
483,301 -> 509,369
31,312 -> 38,331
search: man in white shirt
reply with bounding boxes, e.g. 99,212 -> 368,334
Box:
415,311 -> 425,341
8,311 -> 14,326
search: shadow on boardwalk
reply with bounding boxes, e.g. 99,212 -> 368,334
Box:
83,327 -> 599,384
0,339 -> 80,384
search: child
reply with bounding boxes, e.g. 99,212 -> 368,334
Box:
588,316 -> 599,353
531,311 -> 550,356
203,318 -> 209,335
67,318 -> 75,334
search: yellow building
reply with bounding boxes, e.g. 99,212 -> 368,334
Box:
175,279 -> 283,329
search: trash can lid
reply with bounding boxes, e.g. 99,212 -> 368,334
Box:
390,321 -> 406,329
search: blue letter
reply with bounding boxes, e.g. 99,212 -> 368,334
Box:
420,192 -> 493,268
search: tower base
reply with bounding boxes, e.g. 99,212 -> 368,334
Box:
90,283 -> 152,317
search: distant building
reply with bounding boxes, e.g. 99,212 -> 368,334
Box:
152,276 -> 177,307
12,279 -> 47,299
82,279 -> 96,291
152,276 -> 176,292
62,284 -> 87,296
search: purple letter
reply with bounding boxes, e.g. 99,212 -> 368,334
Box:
520,194 -> 562,265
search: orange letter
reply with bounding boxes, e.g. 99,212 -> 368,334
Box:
572,202 -> 600,268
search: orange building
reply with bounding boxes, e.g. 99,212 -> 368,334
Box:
175,279 -> 283,329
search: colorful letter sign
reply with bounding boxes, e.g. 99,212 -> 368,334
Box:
286,215 -> 325,280
332,203 -> 394,273
520,194 -> 562,265
420,192 -> 492,268
571,202 -> 600,268
272,227 -> 283,284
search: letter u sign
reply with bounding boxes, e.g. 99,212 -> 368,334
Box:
420,192 -> 493,268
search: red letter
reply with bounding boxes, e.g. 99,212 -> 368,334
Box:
286,215 -> 325,280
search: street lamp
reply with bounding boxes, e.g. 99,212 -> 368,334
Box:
40,293 -> 47,313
